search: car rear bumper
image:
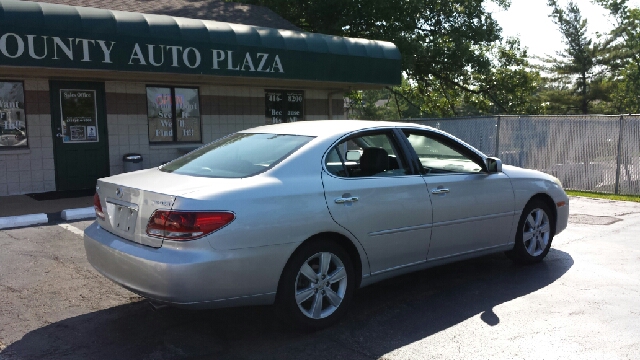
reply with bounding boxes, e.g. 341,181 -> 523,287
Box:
84,222 -> 298,309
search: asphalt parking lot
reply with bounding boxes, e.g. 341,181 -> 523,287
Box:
1,196 -> 639,360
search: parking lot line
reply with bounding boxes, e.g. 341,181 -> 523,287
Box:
58,223 -> 84,237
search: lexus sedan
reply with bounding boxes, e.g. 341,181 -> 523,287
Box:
84,120 -> 569,328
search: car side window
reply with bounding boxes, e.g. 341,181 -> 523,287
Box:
404,132 -> 484,174
325,132 -> 408,177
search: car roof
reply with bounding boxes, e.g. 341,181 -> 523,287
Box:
239,120 -> 429,138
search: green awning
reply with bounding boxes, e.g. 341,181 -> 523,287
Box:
0,0 -> 401,85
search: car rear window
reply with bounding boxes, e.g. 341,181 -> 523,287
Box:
160,133 -> 314,178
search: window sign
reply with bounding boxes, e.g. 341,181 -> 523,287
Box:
60,89 -> 98,143
265,90 -> 304,124
286,91 -> 304,122
147,87 -> 173,142
265,91 -> 283,123
0,81 -> 27,148
175,88 -> 202,142
147,86 -> 201,143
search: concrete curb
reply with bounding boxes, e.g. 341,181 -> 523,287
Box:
61,207 -> 95,221
0,207 -> 95,230
0,213 -> 49,230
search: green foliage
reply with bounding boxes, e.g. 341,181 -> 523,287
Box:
390,38 -> 543,117
464,38 -> 545,115
231,0 -> 640,117
538,0 -> 640,114
346,78 -> 422,120
540,0 -> 599,114
346,89 -> 400,120
595,0 -> 640,113
230,0 -> 544,118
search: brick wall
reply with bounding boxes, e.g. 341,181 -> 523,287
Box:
0,80 -> 55,196
104,83 -> 344,175
0,79 -> 344,195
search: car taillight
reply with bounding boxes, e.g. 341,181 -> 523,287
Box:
94,192 -> 105,220
146,210 -> 235,240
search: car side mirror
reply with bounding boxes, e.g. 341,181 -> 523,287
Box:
486,157 -> 502,173
345,150 -> 361,162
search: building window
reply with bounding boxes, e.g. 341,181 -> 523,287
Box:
0,81 -> 27,149
265,90 -> 304,124
146,86 -> 202,143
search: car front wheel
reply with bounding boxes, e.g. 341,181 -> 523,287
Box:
508,199 -> 555,264
277,239 -> 355,329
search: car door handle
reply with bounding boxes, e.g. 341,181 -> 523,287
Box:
431,188 -> 450,194
335,196 -> 359,204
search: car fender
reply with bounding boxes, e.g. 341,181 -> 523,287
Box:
502,165 -> 569,235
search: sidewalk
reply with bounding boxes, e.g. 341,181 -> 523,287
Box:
0,193 -> 94,229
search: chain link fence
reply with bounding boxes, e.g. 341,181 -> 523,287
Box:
402,115 -> 640,195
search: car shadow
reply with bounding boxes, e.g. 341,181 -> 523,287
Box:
1,249 -> 573,360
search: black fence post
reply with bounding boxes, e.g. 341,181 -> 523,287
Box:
614,115 -> 624,195
495,115 -> 501,157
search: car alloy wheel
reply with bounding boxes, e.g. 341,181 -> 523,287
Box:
295,252 -> 348,319
277,239 -> 355,329
522,208 -> 551,257
508,199 -> 555,264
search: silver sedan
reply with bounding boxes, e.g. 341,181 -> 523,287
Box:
84,120 -> 569,329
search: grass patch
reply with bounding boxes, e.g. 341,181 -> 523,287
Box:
565,190 -> 640,203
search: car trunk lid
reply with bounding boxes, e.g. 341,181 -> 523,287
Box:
95,168 -> 254,248
97,179 -> 176,248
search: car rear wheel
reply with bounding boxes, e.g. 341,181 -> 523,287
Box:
277,239 -> 355,329
508,200 -> 555,264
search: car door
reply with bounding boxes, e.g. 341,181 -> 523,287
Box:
401,129 -> 516,260
322,129 -> 433,275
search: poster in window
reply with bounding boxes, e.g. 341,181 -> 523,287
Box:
175,88 -> 201,143
0,82 -> 27,148
147,87 -> 173,142
86,126 -> 97,141
285,91 -> 303,122
265,91 -> 284,124
265,90 -> 303,124
70,126 -> 86,140
60,89 -> 98,143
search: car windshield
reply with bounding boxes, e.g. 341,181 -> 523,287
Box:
160,133 -> 314,178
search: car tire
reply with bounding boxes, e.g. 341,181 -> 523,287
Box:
507,199 -> 555,265
277,239 -> 355,330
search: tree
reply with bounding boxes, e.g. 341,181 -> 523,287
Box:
228,0 -> 543,118
543,0 -> 599,114
463,38 -> 545,115
346,88 -> 399,120
346,78 -> 424,120
595,0 -> 640,113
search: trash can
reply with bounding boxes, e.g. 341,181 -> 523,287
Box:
122,153 -> 143,173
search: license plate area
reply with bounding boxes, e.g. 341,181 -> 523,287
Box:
106,199 -> 139,235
